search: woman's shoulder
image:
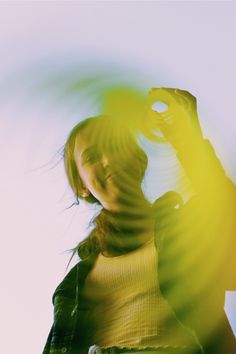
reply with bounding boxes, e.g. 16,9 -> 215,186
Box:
152,191 -> 183,218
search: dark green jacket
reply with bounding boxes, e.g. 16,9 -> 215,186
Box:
42,140 -> 236,354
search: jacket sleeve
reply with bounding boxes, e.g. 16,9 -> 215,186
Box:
42,264 -> 79,354
157,139 -> 236,351
42,324 -> 53,354
177,138 -> 236,290
176,138 -> 236,203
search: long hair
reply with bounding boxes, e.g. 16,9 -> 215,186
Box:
63,115 -> 149,260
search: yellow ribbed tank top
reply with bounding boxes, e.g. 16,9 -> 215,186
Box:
81,237 -> 198,350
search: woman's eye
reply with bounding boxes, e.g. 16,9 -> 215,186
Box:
84,153 -> 100,164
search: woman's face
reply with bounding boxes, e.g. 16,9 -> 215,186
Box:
73,123 -> 144,212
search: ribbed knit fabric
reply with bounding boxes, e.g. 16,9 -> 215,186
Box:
81,237 -> 199,350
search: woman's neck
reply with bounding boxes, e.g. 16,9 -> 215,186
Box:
99,196 -> 155,257
104,187 -> 152,214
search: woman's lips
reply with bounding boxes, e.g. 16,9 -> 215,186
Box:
105,171 -> 121,180
106,173 -> 116,180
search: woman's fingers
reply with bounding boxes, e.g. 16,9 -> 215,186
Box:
144,87 -> 202,145
148,87 -> 178,107
149,87 -> 195,110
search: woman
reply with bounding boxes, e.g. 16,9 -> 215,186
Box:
42,88 -> 236,354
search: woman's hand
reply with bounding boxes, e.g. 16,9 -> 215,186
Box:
145,87 -> 203,151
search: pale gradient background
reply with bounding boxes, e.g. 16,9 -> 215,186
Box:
0,2 -> 236,354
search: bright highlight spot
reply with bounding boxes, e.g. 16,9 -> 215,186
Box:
152,101 -> 169,113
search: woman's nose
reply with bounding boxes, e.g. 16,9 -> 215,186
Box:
101,155 -> 110,169
101,148 -> 122,169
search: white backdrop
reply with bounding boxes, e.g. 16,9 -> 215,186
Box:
0,2 -> 236,354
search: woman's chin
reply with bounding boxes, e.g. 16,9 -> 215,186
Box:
94,182 -> 145,212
